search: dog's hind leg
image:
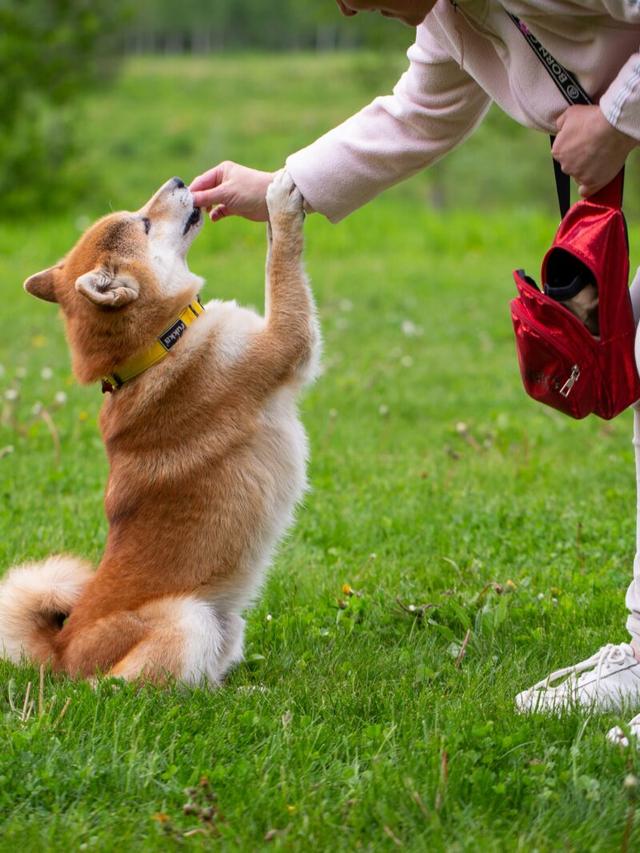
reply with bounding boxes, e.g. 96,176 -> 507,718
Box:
60,608 -> 149,677
106,597 -> 228,686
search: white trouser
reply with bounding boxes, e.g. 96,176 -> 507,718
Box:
626,267 -> 640,643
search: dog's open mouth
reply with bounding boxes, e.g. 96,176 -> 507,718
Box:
183,207 -> 201,236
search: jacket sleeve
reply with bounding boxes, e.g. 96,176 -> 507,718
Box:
285,22 -> 491,223
574,0 -> 640,140
599,52 -> 640,142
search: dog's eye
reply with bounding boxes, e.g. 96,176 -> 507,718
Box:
142,217 -> 151,235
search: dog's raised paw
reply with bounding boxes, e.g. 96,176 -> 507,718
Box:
266,170 -> 304,227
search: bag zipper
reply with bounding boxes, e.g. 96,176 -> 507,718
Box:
559,365 -> 580,398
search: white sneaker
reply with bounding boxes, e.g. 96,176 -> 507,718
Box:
516,643 -> 640,714
607,712 -> 640,747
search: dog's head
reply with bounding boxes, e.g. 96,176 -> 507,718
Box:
25,177 -> 203,309
23,178 -> 205,381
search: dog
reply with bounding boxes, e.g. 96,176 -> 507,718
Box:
0,171 -> 320,685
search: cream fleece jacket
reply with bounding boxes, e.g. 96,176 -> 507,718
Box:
286,0 -> 640,222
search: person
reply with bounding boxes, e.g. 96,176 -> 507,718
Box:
189,0 -> 640,741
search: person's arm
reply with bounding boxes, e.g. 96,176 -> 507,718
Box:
190,23 -> 490,223
584,0 -> 640,143
551,46 -> 640,196
599,50 -> 640,144
286,24 -> 491,222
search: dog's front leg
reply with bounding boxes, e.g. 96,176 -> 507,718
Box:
257,171 -> 320,385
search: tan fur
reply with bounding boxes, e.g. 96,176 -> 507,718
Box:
1,172 -> 320,685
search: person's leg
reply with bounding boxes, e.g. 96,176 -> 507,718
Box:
625,405 -> 640,655
606,283 -> 640,745
629,266 -> 640,326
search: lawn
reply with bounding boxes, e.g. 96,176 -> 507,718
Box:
1,53 -> 640,850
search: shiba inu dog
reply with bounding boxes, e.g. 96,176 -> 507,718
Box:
0,171 -> 320,685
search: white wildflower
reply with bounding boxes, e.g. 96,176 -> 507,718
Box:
54,391 -> 67,406
378,404 -> 389,417
41,367 -> 53,381
4,389 -> 18,401
401,320 -> 423,337
31,402 -> 43,416
400,355 -> 414,368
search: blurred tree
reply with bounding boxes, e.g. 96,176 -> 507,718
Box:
0,0 -> 126,213
122,0 -> 409,53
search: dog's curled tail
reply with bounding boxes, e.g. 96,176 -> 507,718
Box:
0,555 -> 92,665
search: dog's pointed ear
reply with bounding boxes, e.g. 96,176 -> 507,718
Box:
75,268 -> 139,307
24,266 -> 60,303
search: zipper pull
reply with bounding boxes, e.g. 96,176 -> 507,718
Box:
559,365 -> 580,398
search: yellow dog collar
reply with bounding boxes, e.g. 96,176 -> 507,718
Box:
101,298 -> 205,393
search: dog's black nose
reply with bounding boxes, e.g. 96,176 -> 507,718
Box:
172,177 -> 185,189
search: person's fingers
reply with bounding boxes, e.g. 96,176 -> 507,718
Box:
209,204 -> 228,222
189,163 -> 227,192
550,136 -> 565,161
336,0 -> 357,16
191,186 -> 230,209
556,109 -> 569,131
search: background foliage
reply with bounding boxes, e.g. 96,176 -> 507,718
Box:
1,0 -> 639,218
124,0 -> 410,51
0,0 -> 126,212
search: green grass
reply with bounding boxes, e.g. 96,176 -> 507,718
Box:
1,53 -> 640,850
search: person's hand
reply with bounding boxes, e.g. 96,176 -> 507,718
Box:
189,162 -> 275,222
552,105 -> 637,198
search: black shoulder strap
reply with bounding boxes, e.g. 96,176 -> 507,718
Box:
506,11 -> 592,217
549,141 -> 570,217
506,12 -> 592,108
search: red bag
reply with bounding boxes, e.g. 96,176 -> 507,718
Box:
511,172 -> 640,420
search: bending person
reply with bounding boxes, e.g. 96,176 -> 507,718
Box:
190,0 -> 640,736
